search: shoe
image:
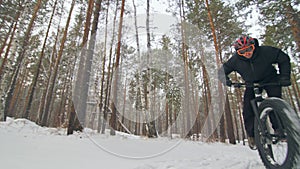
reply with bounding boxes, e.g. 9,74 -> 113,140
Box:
248,137 -> 257,150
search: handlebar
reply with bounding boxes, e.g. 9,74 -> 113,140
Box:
231,82 -> 281,88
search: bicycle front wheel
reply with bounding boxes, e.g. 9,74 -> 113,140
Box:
254,97 -> 300,169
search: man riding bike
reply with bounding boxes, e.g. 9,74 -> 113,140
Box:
218,35 -> 291,149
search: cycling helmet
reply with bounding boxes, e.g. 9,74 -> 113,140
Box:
233,35 -> 255,50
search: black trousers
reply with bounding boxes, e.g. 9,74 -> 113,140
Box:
243,85 -> 282,137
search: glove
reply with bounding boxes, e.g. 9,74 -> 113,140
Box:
279,76 -> 291,86
225,79 -> 232,87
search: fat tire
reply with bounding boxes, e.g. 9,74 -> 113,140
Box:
254,97 -> 300,169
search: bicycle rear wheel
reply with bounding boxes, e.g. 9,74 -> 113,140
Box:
254,97 -> 300,169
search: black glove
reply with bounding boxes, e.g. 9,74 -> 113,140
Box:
225,79 -> 232,87
279,76 -> 291,86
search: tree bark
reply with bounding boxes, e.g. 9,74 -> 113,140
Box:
225,93 -> 236,144
179,0 -> 192,138
97,0 -> 109,133
110,0 -> 126,136
74,0 -> 94,125
100,0 -> 119,134
41,0 -> 75,126
67,101 -> 83,135
23,0 -> 58,119
5,0 -> 43,120
205,0 -> 236,143
132,0 -> 141,135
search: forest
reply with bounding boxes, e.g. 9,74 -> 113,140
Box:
0,0 -> 299,144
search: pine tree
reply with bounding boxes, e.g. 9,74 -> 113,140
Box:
236,0 -> 300,53
22,0 -> 58,119
186,0 -> 243,143
73,0 -> 94,126
5,0 -> 44,120
40,0 -> 75,126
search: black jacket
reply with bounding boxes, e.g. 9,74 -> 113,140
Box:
219,43 -> 291,84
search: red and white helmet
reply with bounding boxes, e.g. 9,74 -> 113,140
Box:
233,35 -> 255,50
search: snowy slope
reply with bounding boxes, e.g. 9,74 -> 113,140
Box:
0,118 -> 265,169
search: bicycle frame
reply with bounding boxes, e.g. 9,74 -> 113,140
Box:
231,82 -> 300,169
232,82 -> 281,140
251,88 -> 264,135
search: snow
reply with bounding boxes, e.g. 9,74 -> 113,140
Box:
0,118 -> 266,169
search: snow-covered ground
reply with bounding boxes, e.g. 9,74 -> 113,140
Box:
0,118 -> 266,169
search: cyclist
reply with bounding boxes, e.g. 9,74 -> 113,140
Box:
218,35 -> 291,149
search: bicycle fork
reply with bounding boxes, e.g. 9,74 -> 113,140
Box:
251,88 -> 279,144
251,93 -> 275,158
252,88 -> 264,131
251,99 -> 264,131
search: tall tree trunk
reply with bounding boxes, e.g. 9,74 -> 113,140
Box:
5,0 -> 43,120
233,72 -> 246,144
225,93 -> 236,144
145,0 -> 158,137
205,0 -> 220,65
76,0 -> 102,127
132,0 -> 141,135
22,0 -> 58,119
179,0 -> 191,138
41,0 -> 75,126
205,0 -> 234,142
144,0 -> 150,137
74,0 -> 94,126
97,0 -> 109,133
67,100 -> 83,135
0,16 -> 19,121
37,27 -> 59,124
110,0 -> 125,136
7,73 -> 25,117
0,22 -> 15,76
228,90 -> 240,142
0,4 -> 23,58
55,73 -> 68,127
100,0 -> 119,134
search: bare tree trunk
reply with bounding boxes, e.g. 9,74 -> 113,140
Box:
56,75 -> 68,127
132,0 -> 141,135
0,16 -> 19,121
0,4 -> 23,59
199,57 -> 212,141
67,101 -> 83,135
228,90 -> 239,142
74,0 -> 94,126
179,0 -> 192,138
144,0 -> 158,138
41,0 -> 75,126
225,93 -> 236,144
37,27 -> 59,124
97,0 -> 109,133
77,0 -> 102,127
5,0 -> 43,120
7,73 -> 25,117
100,0 -> 119,134
23,0 -> 58,119
232,72 -> 247,144
0,22 -> 15,80
110,0 -> 126,136
205,0 -> 234,142
144,0 -> 150,137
